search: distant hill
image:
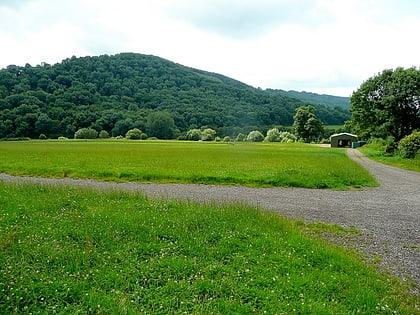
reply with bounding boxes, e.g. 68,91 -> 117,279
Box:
0,53 -> 350,139
266,89 -> 350,109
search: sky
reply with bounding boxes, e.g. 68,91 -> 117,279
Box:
0,0 -> 419,97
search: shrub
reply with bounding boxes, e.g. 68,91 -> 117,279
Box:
246,130 -> 264,142
39,133 -> 48,140
58,136 -> 68,140
279,132 -> 297,143
186,129 -> 202,141
223,136 -> 231,143
235,133 -> 246,142
125,128 -> 143,140
265,128 -> 281,142
264,129 -> 297,143
74,128 -> 98,139
398,131 -> 420,158
99,130 -> 110,139
201,128 -> 216,141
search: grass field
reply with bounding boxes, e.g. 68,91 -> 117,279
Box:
0,140 -> 377,189
361,147 -> 420,172
0,182 -> 417,314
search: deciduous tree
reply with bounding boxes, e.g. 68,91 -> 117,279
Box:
147,111 -> 176,139
350,67 -> 420,141
293,106 -> 324,142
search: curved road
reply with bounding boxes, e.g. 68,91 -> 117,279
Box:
1,149 -> 419,288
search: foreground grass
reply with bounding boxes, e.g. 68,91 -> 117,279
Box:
0,140 -> 377,189
0,182 -> 417,314
361,147 -> 420,172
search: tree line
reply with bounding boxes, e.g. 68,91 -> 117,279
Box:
0,53 -> 350,140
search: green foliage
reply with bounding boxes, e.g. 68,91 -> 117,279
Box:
147,111 -> 176,139
361,146 -> 420,172
0,183 -> 417,314
125,128 -> 144,140
185,128 -> 217,141
98,130 -> 110,139
365,137 -> 398,156
0,53 -> 351,140
201,128 -> 216,141
186,128 -> 202,141
38,133 -> 47,140
265,127 -> 282,142
74,127 -> 98,139
265,128 -> 297,143
223,136 -> 231,142
398,131 -> 420,158
293,106 -> 324,142
235,133 -> 246,142
246,130 -> 264,142
0,141 -> 376,189
267,89 -> 350,108
350,67 -> 420,141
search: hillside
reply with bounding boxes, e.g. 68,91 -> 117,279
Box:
0,53 -> 350,139
267,89 -> 350,108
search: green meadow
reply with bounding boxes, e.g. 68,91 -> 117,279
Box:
0,140 -> 377,189
0,183 -> 417,314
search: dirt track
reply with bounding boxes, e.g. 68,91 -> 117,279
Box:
1,149 -> 419,289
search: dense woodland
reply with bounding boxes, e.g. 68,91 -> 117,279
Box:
0,53 -> 350,139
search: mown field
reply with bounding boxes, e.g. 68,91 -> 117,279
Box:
0,140 -> 377,189
0,183 -> 417,314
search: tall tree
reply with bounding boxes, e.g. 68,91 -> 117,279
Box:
147,111 -> 176,139
350,67 -> 420,141
293,106 -> 324,142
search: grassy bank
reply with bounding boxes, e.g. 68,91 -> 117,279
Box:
0,182 -> 417,314
361,147 -> 420,172
0,141 -> 377,189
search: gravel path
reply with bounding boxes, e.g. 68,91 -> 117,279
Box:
1,148 -> 419,289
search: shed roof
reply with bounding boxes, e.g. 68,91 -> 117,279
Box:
330,132 -> 358,139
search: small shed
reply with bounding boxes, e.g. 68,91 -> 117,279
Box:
330,133 -> 358,148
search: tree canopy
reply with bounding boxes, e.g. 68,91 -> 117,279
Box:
350,67 -> 420,141
293,106 -> 324,142
0,53 -> 351,139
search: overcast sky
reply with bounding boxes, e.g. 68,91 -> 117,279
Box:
0,0 -> 419,96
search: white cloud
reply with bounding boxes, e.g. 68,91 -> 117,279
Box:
0,0 -> 419,96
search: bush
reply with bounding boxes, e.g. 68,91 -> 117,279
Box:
398,131 -> 420,158
99,130 -> 110,139
74,128 -> 98,139
125,128 -> 143,140
223,136 -> 231,143
279,131 -> 297,143
265,128 -> 281,142
201,128 -> 216,141
246,130 -> 264,142
367,136 -> 398,155
58,136 -> 68,140
39,134 -> 48,140
235,133 -> 246,142
186,129 -> 202,141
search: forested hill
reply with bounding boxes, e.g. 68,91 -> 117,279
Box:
266,89 -> 350,108
0,53 -> 350,139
